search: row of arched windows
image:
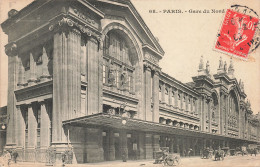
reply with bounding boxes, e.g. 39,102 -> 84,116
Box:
159,84 -> 197,112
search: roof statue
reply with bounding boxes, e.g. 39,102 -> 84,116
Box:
199,55 -> 204,70
241,81 -> 244,92
219,56 -> 223,69
198,55 -> 207,76
206,60 -> 210,76
228,57 -> 234,78
224,61 -> 227,72
217,56 -> 225,74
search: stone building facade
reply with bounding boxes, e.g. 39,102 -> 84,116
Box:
1,0 -> 260,163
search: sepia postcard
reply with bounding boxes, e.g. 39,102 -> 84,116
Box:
0,0 -> 259,167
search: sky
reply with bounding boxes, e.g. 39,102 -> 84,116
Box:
0,0 -> 259,114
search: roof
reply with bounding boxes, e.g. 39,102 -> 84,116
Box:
62,113 -> 259,143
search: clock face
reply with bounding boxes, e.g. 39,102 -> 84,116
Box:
230,5 -> 260,54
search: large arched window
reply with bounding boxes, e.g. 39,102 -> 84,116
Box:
165,87 -> 169,104
211,93 -> 219,123
178,93 -> 181,108
228,90 -> 239,128
103,30 -> 137,93
171,89 -> 175,105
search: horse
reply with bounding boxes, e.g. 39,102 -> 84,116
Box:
214,150 -> 224,161
201,148 -> 210,159
249,148 -> 257,156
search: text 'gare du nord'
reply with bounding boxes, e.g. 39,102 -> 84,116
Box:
1,0 -> 260,164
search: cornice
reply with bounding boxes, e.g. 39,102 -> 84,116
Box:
160,72 -> 200,97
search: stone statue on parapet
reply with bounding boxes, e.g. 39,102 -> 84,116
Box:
219,56 -> 223,69
206,61 -> 210,75
199,55 -> 204,70
224,61 -> 227,72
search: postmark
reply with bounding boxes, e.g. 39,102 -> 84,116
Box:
215,5 -> 259,60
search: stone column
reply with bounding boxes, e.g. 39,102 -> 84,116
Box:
52,28 -> 81,143
190,96 -> 193,112
120,131 -> 128,160
17,57 -> 24,88
161,83 -> 165,103
28,52 -> 37,85
138,133 -> 145,159
153,71 -> 160,123
201,96 -> 206,131
173,88 -> 177,107
144,66 -> 152,121
108,130 -> 115,161
87,37 -> 101,115
28,104 -> 37,148
176,139 -> 180,154
5,43 -> 18,147
16,105 -> 25,148
170,88 -> 174,106
27,104 -> 37,161
40,101 -> 51,148
225,95 -> 228,135
209,139 -> 213,149
153,134 -> 160,153
208,99 -> 212,133
144,133 -> 153,159
169,137 -> 174,153
219,92 -> 223,134
185,94 -> 188,111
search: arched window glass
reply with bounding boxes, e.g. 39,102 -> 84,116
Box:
103,31 -> 136,93
165,87 -> 169,104
171,90 -> 175,105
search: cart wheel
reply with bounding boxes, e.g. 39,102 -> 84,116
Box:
166,158 -> 174,166
175,156 -> 181,165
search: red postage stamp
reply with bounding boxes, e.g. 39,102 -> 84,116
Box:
215,8 -> 259,59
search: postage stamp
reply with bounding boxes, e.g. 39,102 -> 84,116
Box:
215,6 -> 259,60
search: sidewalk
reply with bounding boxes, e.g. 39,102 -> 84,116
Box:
10,156 -> 201,167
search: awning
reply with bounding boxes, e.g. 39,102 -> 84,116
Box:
62,113 -> 259,143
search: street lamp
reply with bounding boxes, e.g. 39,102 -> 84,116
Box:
122,119 -> 127,125
1,124 -> 6,130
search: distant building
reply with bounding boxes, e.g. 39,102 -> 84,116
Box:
0,106 -> 7,155
1,0 -> 259,164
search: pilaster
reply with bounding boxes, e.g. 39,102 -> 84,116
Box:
108,130 -> 115,161
16,105 -> 25,148
28,104 -> 37,148
153,71 -> 160,123
144,66 -> 152,121
87,37 -> 101,115
144,133 -> 153,159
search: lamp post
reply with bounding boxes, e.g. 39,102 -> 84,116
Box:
120,102 -> 128,162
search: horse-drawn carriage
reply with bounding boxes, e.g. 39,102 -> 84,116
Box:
201,148 -> 213,159
154,147 -> 181,166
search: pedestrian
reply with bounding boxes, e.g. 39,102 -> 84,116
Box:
3,150 -> 11,167
12,150 -> 18,163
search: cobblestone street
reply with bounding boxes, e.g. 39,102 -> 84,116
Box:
7,154 -> 260,167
